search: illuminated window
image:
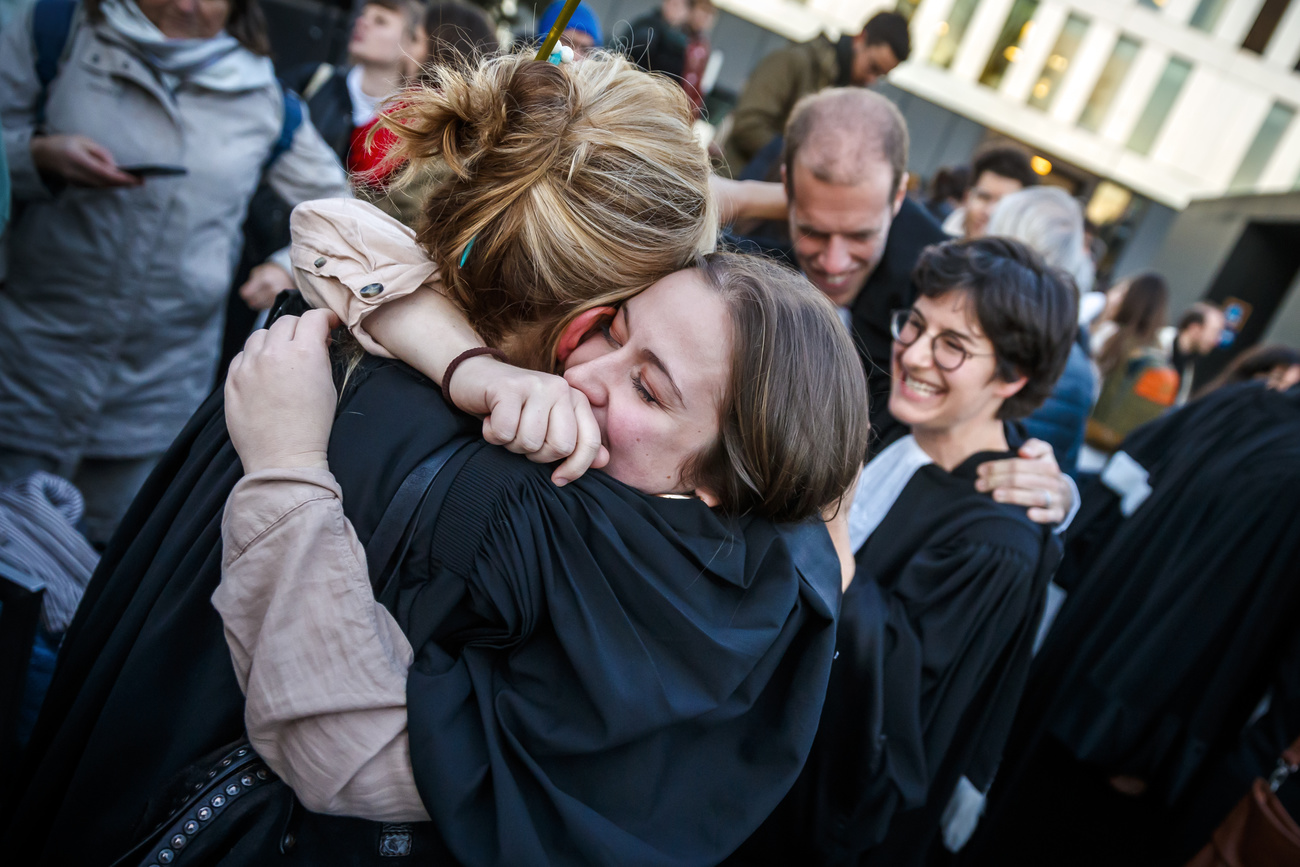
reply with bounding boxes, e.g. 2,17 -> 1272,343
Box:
1086,180 -> 1133,226
979,0 -> 1041,89
1230,102 -> 1295,192
1078,36 -> 1141,133
1127,56 -> 1192,155
1028,14 -> 1090,111
1189,0 -> 1230,32
929,0 -> 981,69
1138,0 -> 1169,9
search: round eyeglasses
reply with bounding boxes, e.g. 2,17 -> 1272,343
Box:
889,309 -> 993,372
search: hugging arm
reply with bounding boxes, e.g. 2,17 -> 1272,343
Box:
218,311 -> 427,820
976,439 -> 1080,529
290,200 -> 606,483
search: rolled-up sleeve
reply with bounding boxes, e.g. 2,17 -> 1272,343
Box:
288,198 -> 443,358
215,467 -> 428,822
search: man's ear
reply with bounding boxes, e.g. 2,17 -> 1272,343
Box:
893,171 -> 908,216
556,306 -> 617,364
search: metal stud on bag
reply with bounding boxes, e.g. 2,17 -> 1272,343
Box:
1268,756 -> 1298,792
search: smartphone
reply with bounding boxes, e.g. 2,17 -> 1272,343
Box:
119,164 -> 189,178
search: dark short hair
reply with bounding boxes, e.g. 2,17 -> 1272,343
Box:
423,1 -> 499,72
1177,301 -> 1221,332
85,0 -> 271,55
971,145 -> 1038,190
911,237 -> 1076,420
863,11 -> 911,63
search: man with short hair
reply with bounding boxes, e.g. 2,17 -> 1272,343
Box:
777,87 -> 945,448
1171,302 -> 1226,403
720,11 -> 910,177
944,145 -> 1038,239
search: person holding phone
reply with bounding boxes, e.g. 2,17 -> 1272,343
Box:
0,0 -> 349,545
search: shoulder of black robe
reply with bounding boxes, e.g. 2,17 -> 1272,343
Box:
849,199 -> 947,456
392,443 -> 840,867
1,320 -> 476,864
730,450 -> 1057,865
1009,381 -> 1300,805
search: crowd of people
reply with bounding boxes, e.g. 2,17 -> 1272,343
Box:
0,1 -> 1297,865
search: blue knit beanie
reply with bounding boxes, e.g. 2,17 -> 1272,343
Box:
537,1 -> 603,45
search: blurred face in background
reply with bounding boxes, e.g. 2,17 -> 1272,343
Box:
962,171 -> 1025,239
687,0 -> 717,36
561,28 -> 597,56
350,2 -> 420,68
850,36 -> 900,86
137,0 -> 230,39
661,0 -> 690,28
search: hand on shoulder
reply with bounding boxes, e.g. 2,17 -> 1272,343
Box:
225,309 -> 341,474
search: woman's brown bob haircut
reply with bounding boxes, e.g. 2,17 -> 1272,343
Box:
912,237 -> 1076,420
682,252 -> 870,523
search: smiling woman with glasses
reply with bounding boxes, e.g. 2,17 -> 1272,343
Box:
742,237 -> 1079,864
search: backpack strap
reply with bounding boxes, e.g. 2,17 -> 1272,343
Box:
366,436 -> 481,611
262,87 -> 304,173
31,0 -> 78,125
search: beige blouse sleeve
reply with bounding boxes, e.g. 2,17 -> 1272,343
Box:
288,198 -> 443,359
214,467 -> 429,822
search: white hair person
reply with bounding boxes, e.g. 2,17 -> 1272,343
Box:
987,186 -> 1094,295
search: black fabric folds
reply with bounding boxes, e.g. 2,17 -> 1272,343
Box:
972,382 -> 1300,865
3,321 -> 841,866
732,450 -> 1057,865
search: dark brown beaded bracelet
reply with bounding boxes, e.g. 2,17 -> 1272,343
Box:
441,346 -> 508,406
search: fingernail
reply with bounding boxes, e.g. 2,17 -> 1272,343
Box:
553,477 -> 568,487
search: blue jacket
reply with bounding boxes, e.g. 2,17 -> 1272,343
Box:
1023,342 -> 1095,476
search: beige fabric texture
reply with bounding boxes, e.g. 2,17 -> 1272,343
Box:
289,198 -> 443,358
216,467 -> 428,822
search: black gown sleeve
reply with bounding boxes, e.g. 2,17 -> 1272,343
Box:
763,524 -> 1045,864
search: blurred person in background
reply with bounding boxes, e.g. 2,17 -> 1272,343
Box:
223,0 -> 426,363
923,164 -> 968,224
943,145 -> 1038,240
1167,301 -> 1226,404
719,11 -> 909,178
0,0 -> 348,546
1083,273 -> 1176,458
1195,343 -> 1300,397
367,0 -> 498,226
533,0 -> 600,57
680,0 -> 716,119
986,186 -> 1097,475
613,0 -> 689,78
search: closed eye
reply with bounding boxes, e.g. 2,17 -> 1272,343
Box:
632,372 -> 660,406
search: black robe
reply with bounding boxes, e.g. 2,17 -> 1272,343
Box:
730,448 -> 1059,865
970,382 -> 1300,865
3,316 -> 841,865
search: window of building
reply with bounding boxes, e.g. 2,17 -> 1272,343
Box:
1127,56 -> 1192,155
1189,0 -> 1231,32
1137,0 -> 1170,10
979,0 -> 1042,89
1028,14 -> 1090,111
1242,0 -> 1292,54
1230,102 -> 1295,192
1078,35 -> 1141,133
929,0 -> 981,69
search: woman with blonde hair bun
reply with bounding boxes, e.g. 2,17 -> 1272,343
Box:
6,49 -> 869,867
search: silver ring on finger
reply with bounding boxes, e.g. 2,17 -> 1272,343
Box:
1044,490 -> 1053,510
